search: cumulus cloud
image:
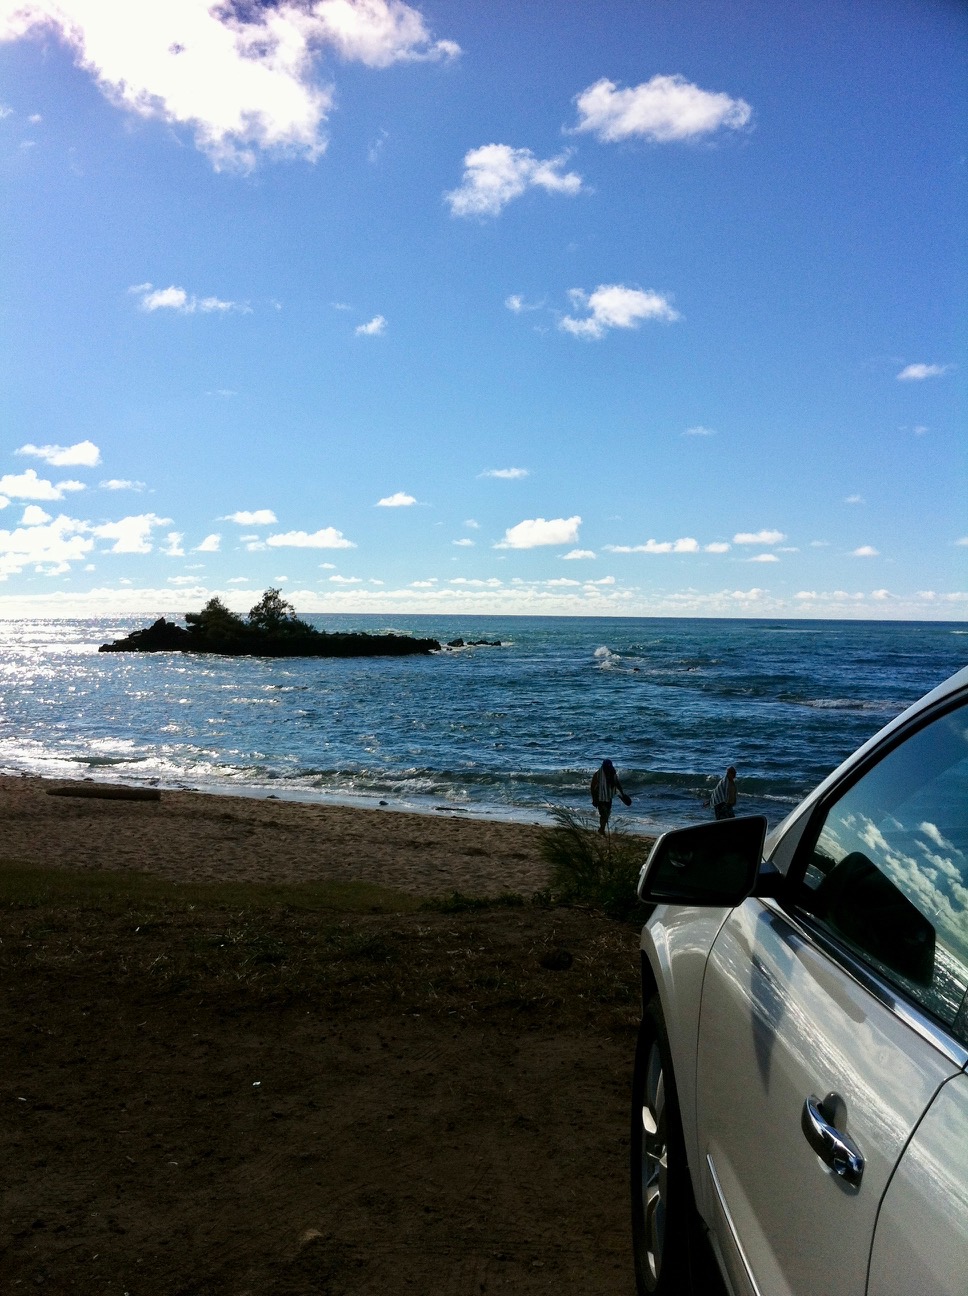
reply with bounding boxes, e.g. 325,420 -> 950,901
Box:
605,537 -> 704,554
573,74 -> 751,143
562,549 -> 595,560
452,538 -> 474,546
844,494 -> 864,505
495,516 -> 581,549
445,144 -> 583,218
479,467 -> 528,480
195,533 -> 221,552
0,468 -> 85,500
266,527 -> 356,548
20,505 -> 52,525
683,425 -> 715,437
131,283 -> 247,313
749,552 -> 779,563
897,363 -> 950,381
100,478 -> 145,491
162,531 -> 185,556
223,509 -> 277,525
0,513 -> 93,578
16,439 -> 101,467
0,0 -> 457,170
329,574 -> 362,583
733,529 -> 785,545
356,314 -> 386,335
93,512 -> 172,554
560,284 -> 679,338
852,545 -> 880,557
376,491 -> 415,507
504,293 -> 543,313
705,541 -> 730,554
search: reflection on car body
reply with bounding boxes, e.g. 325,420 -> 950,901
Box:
631,664 -> 968,1296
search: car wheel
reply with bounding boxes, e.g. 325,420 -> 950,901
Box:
631,994 -> 694,1294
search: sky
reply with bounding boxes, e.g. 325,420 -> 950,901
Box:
0,0 -> 965,620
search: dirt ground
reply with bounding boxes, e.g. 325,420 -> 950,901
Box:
0,872 -> 645,1296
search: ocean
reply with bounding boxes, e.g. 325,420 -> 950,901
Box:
1,615 -> 964,833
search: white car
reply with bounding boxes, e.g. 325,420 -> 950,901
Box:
632,664 -> 968,1296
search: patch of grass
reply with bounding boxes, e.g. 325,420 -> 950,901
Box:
422,890 -> 526,914
0,861 -> 421,916
538,807 -> 653,920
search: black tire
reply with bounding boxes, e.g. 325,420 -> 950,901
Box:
631,995 -> 695,1294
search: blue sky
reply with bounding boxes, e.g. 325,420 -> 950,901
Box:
1,0 -> 965,619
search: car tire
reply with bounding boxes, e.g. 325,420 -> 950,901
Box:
631,994 -> 695,1294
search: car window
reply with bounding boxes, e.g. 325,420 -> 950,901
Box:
796,700 -> 968,1032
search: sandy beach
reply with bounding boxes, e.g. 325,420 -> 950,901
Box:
0,772 -> 673,1294
0,774 -> 551,897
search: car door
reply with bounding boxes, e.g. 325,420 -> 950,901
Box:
694,698 -> 968,1296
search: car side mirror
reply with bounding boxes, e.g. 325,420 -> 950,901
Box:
637,816 -> 768,907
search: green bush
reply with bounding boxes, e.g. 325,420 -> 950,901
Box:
539,806 -> 652,920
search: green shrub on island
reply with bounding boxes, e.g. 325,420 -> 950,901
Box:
98,588 -> 443,658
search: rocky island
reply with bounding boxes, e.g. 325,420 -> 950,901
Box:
99,589 -> 442,658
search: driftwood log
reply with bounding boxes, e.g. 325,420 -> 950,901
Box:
46,785 -> 162,802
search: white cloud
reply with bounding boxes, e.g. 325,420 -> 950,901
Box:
897,363 -> 950,381
464,519 -> 480,529
480,467 -> 528,480
162,531 -> 185,556
329,574 -> 362,583
356,313 -> 386,335
749,552 -> 780,563
452,538 -> 474,547
0,0 -> 456,171
546,577 -> 580,587
705,542 -> 731,554
100,478 -> 145,491
504,293 -> 542,313
449,577 -> 502,587
0,513 -> 93,578
227,576 -> 250,583
495,516 -> 581,549
16,439 -> 101,467
410,579 -> 437,587
445,144 -> 583,218
683,425 -> 715,437
93,512 -> 172,554
573,74 -> 751,143
266,527 -> 356,548
0,468 -> 85,500
195,533 -> 221,552
562,549 -> 596,560
224,509 -> 277,525
733,529 -> 785,545
956,538 -> 968,547
852,545 -> 880,557
20,505 -> 51,525
0,496 -> 8,509
844,494 -> 864,505
871,589 -> 894,600
585,576 -> 615,586
560,284 -> 679,339
167,575 -> 200,586
132,283 -> 247,313
605,537 -> 702,554
376,491 -> 415,506
319,561 -> 336,569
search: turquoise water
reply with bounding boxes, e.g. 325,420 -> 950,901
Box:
0,616 -> 964,832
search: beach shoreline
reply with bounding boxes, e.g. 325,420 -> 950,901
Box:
0,772 -> 555,898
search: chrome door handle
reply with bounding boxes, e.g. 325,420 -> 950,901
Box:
801,1093 -> 865,1188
